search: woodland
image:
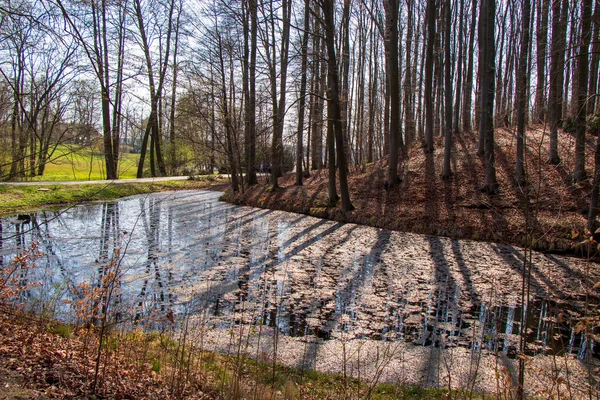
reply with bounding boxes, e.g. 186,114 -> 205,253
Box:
0,0 -> 600,398
0,0 -> 597,227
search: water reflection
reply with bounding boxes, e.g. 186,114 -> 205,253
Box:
0,190 -> 597,359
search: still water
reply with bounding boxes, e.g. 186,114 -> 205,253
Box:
0,190 -> 597,359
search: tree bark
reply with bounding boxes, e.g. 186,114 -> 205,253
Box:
384,0 -> 401,187
295,0 -> 310,185
479,0 -> 498,193
462,0 -> 477,132
587,0 -> 600,116
321,0 -> 354,212
270,0 -> 291,190
573,0 -> 593,182
534,0 -> 550,122
453,0 -> 465,133
442,0 -> 453,179
424,0 -> 436,152
515,0 -> 531,185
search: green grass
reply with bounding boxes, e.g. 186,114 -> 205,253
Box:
27,145 -> 140,181
0,179 -> 224,216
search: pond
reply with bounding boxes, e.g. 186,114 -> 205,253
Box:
1,190 -> 598,362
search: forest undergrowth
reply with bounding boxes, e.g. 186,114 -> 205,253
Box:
226,126 -> 599,258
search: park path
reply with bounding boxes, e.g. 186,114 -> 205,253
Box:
0,176 -> 190,186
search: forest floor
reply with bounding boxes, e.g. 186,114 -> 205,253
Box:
225,126 -> 598,258
0,306 -> 454,399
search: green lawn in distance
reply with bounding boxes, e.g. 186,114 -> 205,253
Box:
28,145 -> 140,181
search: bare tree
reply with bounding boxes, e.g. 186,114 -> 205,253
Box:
479,0 -> 498,194
243,0 -> 258,186
56,0 -> 125,180
424,0 -> 435,153
462,0 -> 477,132
383,0 -> 402,187
441,0 -> 452,180
534,0 -> 550,122
295,0 -> 310,186
515,0 -> 532,185
573,0 -> 593,182
133,0 -> 178,177
320,0 -> 354,212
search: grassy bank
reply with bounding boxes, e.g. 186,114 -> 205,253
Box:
0,178 -> 228,216
0,306 -> 458,399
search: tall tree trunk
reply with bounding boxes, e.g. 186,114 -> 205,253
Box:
321,0 -> 354,212
367,18 -> 378,163
111,0 -> 126,177
100,0 -> 117,180
534,0 -> 550,122
587,0 -> 600,116
295,0 -> 310,185
327,100 -> 338,204
515,0 -> 531,185
424,0 -> 436,152
555,0 -> 568,124
548,0 -> 564,164
311,15 -> 324,170
134,0 -> 173,178
573,0 -> 593,182
442,0 -> 453,179
271,0 -> 291,190
404,0 -> 416,143
462,0 -> 477,132
217,32 -> 239,192
169,0 -> 181,175
453,0 -> 465,133
384,0 -> 402,187
479,0 -> 498,193
243,0 -> 258,185
340,0 -> 352,166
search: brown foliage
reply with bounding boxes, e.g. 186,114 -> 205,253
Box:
228,127 -> 596,257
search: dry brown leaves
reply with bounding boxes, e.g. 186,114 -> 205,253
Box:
230,126 -> 596,257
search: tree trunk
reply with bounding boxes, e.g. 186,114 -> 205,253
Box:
367,18 -> 378,164
244,0 -> 258,185
321,0 -> 354,212
169,0 -> 181,175
442,0 -> 453,179
548,0 -> 564,164
462,0 -> 477,132
327,100 -> 338,204
424,0 -> 436,152
534,0 -> 550,122
384,0 -> 401,187
453,0 -> 465,133
271,0 -> 291,190
311,15 -> 324,170
573,0 -> 593,182
515,0 -> 531,185
479,0 -> 498,193
295,0 -> 310,185
587,0 -> 600,116
404,0 -> 416,143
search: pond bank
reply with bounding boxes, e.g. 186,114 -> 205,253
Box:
224,129 -> 599,259
0,177 -> 228,216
